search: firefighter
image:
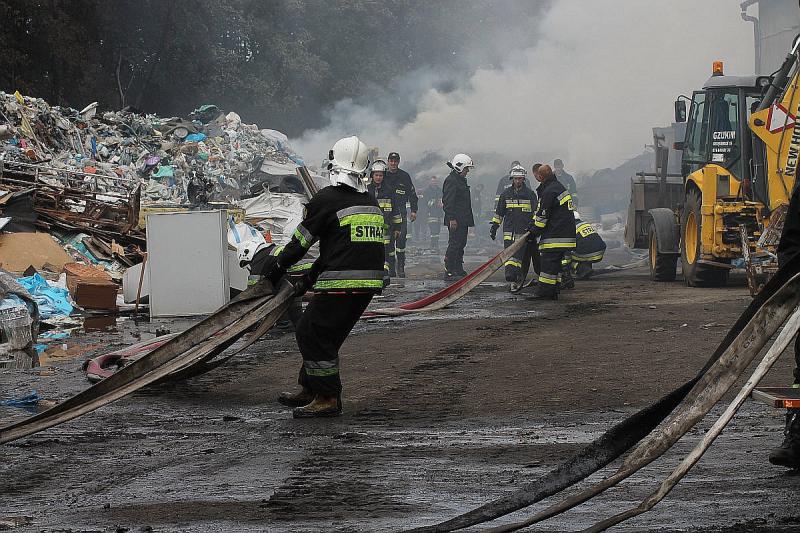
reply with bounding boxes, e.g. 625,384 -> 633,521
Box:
256,136 -> 385,418
527,164 -> 576,299
494,160 -> 527,211
490,164 -> 538,291
770,181 -> 800,468
562,211 -> 607,288
385,152 -> 418,278
367,159 -> 402,282
425,175 -> 443,252
442,153 -> 475,279
553,158 -> 578,206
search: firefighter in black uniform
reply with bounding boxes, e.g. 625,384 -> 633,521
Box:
770,181 -> 800,467
554,158 -> 578,207
490,164 -> 538,291
442,153 -> 475,279
425,176 -> 443,252
256,136 -> 385,418
385,152 -> 418,278
367,159 -> 402,282
528,164 -> 576,299
562,211 -> 606,287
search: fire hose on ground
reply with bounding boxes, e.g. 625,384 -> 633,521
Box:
405,254 -> 800,533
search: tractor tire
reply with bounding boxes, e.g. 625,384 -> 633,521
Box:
648,223 -> 677,281
681,188 -> 729,287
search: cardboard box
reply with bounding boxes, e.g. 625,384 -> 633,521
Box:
72,280 -> 118,311
62,263 -> 112,294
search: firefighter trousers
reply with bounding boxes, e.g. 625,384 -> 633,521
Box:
384,232 -> 396,275
503,234 -> 539,282
536,250 -> 569,296
445,223 -> 468,273
295,292 -> 373,397
396,217 -> 408,265
428,219 -> 441,251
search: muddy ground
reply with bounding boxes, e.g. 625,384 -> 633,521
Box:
2,241 -> 800,532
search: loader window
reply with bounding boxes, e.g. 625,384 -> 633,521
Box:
683,91 -> 709,168
709,91 -> 742,179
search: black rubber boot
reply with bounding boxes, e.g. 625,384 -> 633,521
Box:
770,409 -> 800,469
292,394 -> 342,418
277,387 -> 314,408
528,283 -> 558,300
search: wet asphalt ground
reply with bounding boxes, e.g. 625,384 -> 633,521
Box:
2,241 -> 800,532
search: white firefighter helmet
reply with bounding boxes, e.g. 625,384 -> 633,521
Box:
509,164 -> 527,178
371,159 -> 388,175
237,238 -> 268,269
448,153 -> 475,173
327,136 -> 370,192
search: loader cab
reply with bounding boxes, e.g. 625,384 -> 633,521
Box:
677,75 -> 767,200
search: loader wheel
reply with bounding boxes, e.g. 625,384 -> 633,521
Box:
648,224 -> 677,281
681,188 -> 729,287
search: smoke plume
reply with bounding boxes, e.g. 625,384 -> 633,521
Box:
292,0 -> 754,182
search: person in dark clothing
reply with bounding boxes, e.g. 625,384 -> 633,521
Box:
491,164 -> 538,291
495,160 -> 530,211
770,182 -> 800,467
425,176 -> 443,252
554,158 -> 578,206
528,164 -> 576,299
367,160 -> 402,282
257,136 -> 385,418
442,153 -> 475,279
564,211 -> 607,284
385,152 -> 418,277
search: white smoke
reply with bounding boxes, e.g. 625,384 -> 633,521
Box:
292,0 -> 754,180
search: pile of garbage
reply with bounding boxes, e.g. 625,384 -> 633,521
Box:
0,92 -> 306,208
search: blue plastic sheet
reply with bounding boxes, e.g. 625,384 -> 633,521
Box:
185,133 -> 206,143
17,274 -> 73,318
0,391 -> 40,408
38,331 -> 70,340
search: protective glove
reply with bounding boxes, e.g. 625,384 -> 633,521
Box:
262,257 -> 287,287
290,274 -> 312,297
489,223 -> 499,240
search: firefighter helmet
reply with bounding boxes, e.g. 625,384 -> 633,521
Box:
447,153 -> 475,173
371,159 -> 388,175
237,238 -> 268,269
509,164 -> 527,179
327,136 -> 370,192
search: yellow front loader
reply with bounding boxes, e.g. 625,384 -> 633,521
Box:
634,38 -> 800,294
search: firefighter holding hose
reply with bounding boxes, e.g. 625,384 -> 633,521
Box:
252,136 -> 386,418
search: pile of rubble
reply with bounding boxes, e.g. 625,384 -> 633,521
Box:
0,92 -> 316,353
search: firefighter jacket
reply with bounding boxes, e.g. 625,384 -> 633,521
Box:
778,183 -> 800,267
530,177 -> 576,250
492,184 -> 537,242
573,220 -> 606,262
385,168 -> 418,215
425,185 -> 443,222
275,184 -> 386,293
367,181 -> 403,231
442,169 -> 475,227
